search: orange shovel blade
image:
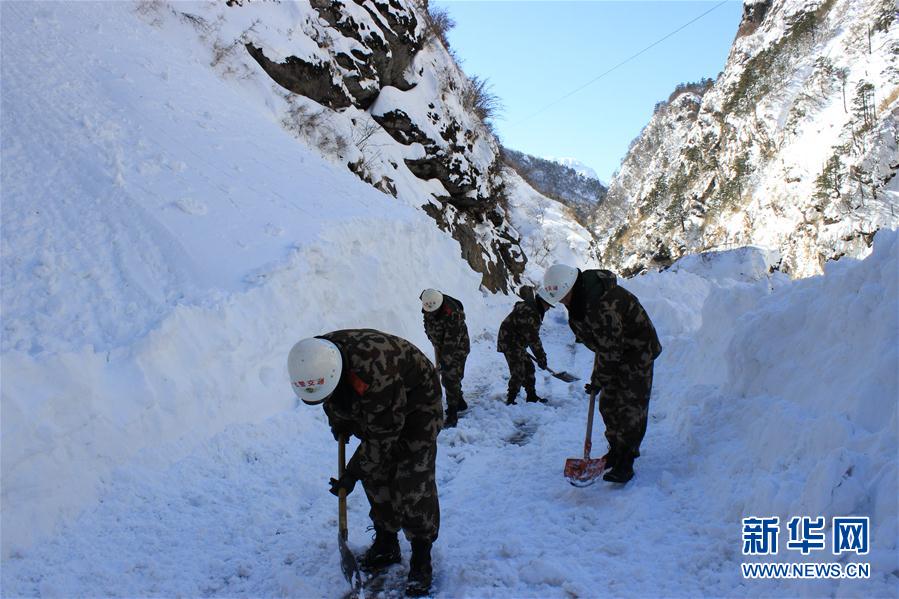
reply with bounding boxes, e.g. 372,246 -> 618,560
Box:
564,456 -> 606,487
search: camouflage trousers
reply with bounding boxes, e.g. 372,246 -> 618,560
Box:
438,353 -> 467,413
597,362 -> 654,459
361,409 -> 440,543
502,347 -> 536,400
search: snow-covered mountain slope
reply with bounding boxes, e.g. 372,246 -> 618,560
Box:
502,173 -> 600,282
153,0 -> 588,293
503,147 -> 608,223
0,0 -> 596,557
595,0 -> 899,277
3,222 -> 895,596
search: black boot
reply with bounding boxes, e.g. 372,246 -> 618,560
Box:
600,447 -> 619,472
603,453 -> 635,484
359,528 -> 401,573
505,390 -> 518,405
458,398 -> 469,412
525,391 -> 547,404
444,408 -> 458,428
405,539 -> 433,597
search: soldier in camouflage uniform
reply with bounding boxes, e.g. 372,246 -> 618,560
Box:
539,266 -> 662,484
420,289 -> 470,428
288,329 -> 441,597
497,286 -> 551,405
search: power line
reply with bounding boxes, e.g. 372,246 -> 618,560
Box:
513,0 -> 732,125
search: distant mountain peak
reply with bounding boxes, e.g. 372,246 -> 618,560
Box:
543,156 -> 605,185
502,147 -> 608,224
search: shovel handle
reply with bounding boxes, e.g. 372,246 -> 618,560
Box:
338,434 -> 348,540
584,390 -> 597,460
527,352 -> 552,373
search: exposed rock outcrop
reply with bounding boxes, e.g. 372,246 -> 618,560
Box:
231,0 -> 526,291
245,44 -> 355,109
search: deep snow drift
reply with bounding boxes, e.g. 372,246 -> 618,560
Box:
1,1 -> 896,597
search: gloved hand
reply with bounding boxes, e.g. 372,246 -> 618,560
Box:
536,354 -> 548,370
329,471 -> 358,497
584,383 -> 600,395
330,421 -> 356,442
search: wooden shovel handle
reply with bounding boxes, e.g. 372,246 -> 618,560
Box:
338,434 -> 348,540
584,390 -> 597,460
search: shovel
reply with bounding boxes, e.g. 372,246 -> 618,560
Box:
564,389 -> 607,487
527,353 -> 579,383
337,435 -> 364,595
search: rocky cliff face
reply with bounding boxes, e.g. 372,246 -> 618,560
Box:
595,0 -> 898,277
153,0 -> 533,292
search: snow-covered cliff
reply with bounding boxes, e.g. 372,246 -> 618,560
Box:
153,0 -> 592,291
595,0 -> 898,277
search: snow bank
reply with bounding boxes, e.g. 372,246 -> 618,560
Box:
1,211 -> 489,556
627,245 -> 790,387
723,231 -> 898,579
647,231 -> 898,594
667,245 -> 782,282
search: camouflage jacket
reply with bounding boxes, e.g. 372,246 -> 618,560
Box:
422,294 -> 470,363
318,329 -> 443,479
567,270 -> 662,384
496,297 -> 547,363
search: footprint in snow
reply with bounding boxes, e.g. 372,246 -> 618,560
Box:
172,197 -> 207,215
506,419 -> 537,446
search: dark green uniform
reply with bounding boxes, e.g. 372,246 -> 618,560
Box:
497,293 -> 548,403
566,270 -> 662,464
319,329 -> 442,543
422,295 -> 470,420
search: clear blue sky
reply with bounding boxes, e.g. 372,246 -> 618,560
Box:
433,0 -> 744,182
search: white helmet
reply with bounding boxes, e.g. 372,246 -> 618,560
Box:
287,338 -> 342,405
538,264 -> 579,306
420,288 -> 444,312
